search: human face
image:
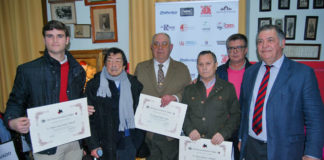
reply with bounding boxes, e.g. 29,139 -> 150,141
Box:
44,29 -> 69,56
105,53 -> 125,77
227,39 -> 247,64
257,29 -> 285,65
197,54 -> 218,83
151,34 -> 173,63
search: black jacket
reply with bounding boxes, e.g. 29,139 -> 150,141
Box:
85,72 -> 145,160
216,58 -> 252,81
4,50 -> 86,155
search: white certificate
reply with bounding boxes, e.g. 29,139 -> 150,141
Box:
179,136 -> 233,160
0,141 -> 19,160
27,98 -> 91,153
134,94 -> 187,139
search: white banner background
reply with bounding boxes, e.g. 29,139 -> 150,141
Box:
156,0 -> 239,79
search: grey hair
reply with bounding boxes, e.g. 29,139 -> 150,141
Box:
151,32 -> 172,44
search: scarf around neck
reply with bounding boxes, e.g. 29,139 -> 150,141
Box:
97,66 -> 135,131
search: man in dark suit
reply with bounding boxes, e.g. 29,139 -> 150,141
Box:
238,25 -> 324,160
134,33 -> 191,160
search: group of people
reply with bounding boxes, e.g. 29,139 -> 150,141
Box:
2,20 -> 324,160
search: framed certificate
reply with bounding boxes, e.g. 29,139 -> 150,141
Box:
27,98 -> 91,153
135,94 -> 187,139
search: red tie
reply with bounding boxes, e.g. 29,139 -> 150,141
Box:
252,65 -> 272,135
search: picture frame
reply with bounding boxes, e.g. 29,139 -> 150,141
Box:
304,16 -> 318,40
284,15 -> 296,40
90,5 -> 118,43
275,19 -> 283,31
48,0 -> 81,3
258,17 -> 272,31
297,0 -> 309,9
278,0 -> 290,9
285,43 -> 321,60
85,0 -> 116,6
260,0 -> 271,11
50,2 -> 76,24
313,0 -> 324,8
74,24 -> 91,38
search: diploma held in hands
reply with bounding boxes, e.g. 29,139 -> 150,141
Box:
27,98 -> 91,153
179,136 -> 232,160
135,94 -> 187,138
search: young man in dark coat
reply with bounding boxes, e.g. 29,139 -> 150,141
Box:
4,20 -> 86,160
86,47 -> 145,160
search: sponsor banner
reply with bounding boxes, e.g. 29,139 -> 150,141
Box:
156,1 -> 239,79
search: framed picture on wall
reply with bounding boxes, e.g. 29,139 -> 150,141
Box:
90,5 -> 118,43
313,0 -> 324,8
304,16 -> 318,40
278,0 -> 290,9
74,24 -> 91,38
258,17 -> 272,30
297,0 -> 309,9
275,19 -> 283,31
260,0 -> 271,11
284,15 -> 296,40
85,0 -> 116,6
50,2 -> 76,24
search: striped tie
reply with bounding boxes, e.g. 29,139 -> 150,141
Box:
252,65 -> 272,135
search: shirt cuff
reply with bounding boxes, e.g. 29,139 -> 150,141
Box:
173,95 -> 179,102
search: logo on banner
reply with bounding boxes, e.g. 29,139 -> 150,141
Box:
160,24 -> 176,31
180,24 -> 194,32
221,54 -> 229,64
217,41 -> 226,45
201,21 -> 211,32
200,5 -> 212,16
217,22 -> 235,30
179,41 -> 196,46
202,40 -> 212,47
216,5 -> 236,13
160,10 -> 177,15
180,8 -> 194,16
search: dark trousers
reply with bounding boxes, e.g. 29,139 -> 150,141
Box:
116,136 -> 136,160
245,136 -> 267,160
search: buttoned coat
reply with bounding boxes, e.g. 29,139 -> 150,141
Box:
182,76 -> 240,140
238,57 -> 324,159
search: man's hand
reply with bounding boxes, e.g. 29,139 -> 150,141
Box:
91,147 -> 102,158
88,105 -> 95,116
189,129 -> 201,141
238,141 -> 241,151
160,95 -> 177,107
302,156 -> 320,160
211,132 -> 224,145
8,117 -> 30,134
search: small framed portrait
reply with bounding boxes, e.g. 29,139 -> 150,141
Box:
275,19 -> 283,31
74,24 -> 91,38
85,0 -> 116,6
258,17 -> 272,30
50,2 -> 76,24
284,15 -> 297,40
260,0 -> 271,11
313,0 -> 324,8
278,0 -> 290,9
297,0 -> 309,9
90,5 -> 118,43
304,16 -> 318,40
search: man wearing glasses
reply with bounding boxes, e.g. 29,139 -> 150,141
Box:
216,33 -> 252,160
135,32 -> 191,160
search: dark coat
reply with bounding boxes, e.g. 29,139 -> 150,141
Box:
85,72 -> 144,160
216,57 -> 252,81
182,76 -> 241,140
4,50 -> 86,155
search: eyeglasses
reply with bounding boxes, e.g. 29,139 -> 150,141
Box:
153,41 -> 169,49
227,46 -> 246,52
